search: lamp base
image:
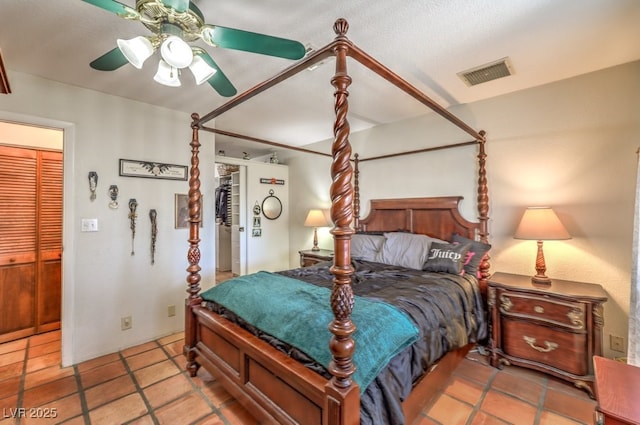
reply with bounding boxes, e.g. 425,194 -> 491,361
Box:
531,275 -> 552,285
311,227 -> 319,251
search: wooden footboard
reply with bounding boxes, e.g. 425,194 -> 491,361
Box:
185,301 -> 470,425
186,304 -> 359,425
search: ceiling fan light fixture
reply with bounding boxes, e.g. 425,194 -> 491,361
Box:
189,55 -> 217,85
160,35 -> 193,69
154,59 -> 181,87
117,36 -> 154,69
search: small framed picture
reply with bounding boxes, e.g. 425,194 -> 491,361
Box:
252,228 -> 262,237
253,216 -> 261,228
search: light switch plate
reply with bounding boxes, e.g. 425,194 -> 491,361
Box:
81,218 -> 98,232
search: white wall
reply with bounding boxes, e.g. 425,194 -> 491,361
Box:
0,72 -> 216,365
286,60 -> 640,359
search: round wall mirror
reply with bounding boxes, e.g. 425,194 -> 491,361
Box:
262,189 -> 282,220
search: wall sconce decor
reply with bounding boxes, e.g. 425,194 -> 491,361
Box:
304,209 -> 330,251
514,207 -> 571,284
149,209 -> 157,265
88,171 -> 98,201
108,185 -> 119,209
128,198 -> 138,256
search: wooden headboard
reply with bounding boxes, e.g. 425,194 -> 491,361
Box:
358,195 -> 490,297
358,196 -> 480,241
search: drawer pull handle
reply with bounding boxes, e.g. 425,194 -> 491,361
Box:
534,305 -> 544,314
524,336 -> 558,353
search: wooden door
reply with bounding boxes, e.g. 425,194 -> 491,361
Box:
0,145 -> 62,343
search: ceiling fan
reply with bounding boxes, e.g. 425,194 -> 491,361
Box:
82,0 -> 307,96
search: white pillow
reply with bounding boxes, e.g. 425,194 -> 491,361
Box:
375,232 -> 445,270
351,234 -> 385,262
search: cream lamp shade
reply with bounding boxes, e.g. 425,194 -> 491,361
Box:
304,209 -> 329,251
514,207 -> 571,284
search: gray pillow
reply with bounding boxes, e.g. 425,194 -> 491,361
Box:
375,232 -> 445,270
423,242 -> 472,274
351,234 -> 385,262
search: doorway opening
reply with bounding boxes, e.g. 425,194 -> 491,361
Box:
0,120 -> 63,343
215,162 -> 246,276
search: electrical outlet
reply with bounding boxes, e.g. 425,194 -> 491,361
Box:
168,305 -> 176,317
610,334 -> 625,353
121,316 -> 132,330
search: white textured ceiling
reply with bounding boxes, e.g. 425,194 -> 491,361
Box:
1,0 -> 639,158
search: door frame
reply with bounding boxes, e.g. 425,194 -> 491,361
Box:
0,111 -> 76,367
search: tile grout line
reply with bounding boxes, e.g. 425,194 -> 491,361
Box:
158,339 -> 231,425
13,337 -> 29,425
465,362 -> 498,425
118,343 -> 161,425
72,364 -> 91,425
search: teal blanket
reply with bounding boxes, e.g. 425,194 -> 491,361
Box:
201,271 -> 419,393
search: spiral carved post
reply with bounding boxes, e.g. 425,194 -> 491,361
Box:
184,113 -> 203,377
476,131 -> 491,296
325,19 -> 360,423
353,154 -> 360,232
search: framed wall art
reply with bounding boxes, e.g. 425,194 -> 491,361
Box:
175,194 -> 203,229
120,159 -> 188,181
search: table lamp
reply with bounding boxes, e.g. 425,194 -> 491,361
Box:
514,207 -> 571,284
304,209 -> 329,251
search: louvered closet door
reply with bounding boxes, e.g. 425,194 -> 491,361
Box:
0,146 -> 38,340
37,151 -> 63,332
0,146 -> 63,342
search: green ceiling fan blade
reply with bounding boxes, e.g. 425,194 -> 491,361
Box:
160,0 -> 191,14
81,0 -> 137,18
202,26 -> 306,60
199,53 -> 237,97
90,47 -> 129,71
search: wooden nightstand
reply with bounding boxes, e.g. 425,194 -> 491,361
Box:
488,272 -> 607,398
299,249 -> 333,267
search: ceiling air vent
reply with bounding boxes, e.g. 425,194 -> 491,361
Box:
458,57 -> 513,87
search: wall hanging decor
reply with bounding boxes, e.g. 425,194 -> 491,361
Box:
128,198 -> 138,255
149,209 -> 157,265
88,171 -> 98,201
262,189 -> 282,220
108,184 -> 119,209
119,159 -> 188,181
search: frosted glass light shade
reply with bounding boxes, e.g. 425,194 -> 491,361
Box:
160,36 -> 193,69
117,36 -> 154,69
189,55 -> 217,85
153,59 -> 181,87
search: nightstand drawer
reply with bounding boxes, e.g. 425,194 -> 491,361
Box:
502,319 -> 588,376
498,291 -> 586,330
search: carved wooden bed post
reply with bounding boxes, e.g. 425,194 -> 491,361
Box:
476,131 -> 491,294
326,18 -> 360,424
184,113 -> 203,377
353,154 -> 360,232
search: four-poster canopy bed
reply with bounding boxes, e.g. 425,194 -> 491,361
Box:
184,19 -> 490,425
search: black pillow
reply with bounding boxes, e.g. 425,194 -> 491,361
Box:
423,242 -> 472,274
452,234 -> 491,278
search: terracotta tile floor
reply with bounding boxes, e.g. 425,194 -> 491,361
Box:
0,328 -> 596,424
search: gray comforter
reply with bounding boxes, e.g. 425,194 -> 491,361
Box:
204,259 -> 487,424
